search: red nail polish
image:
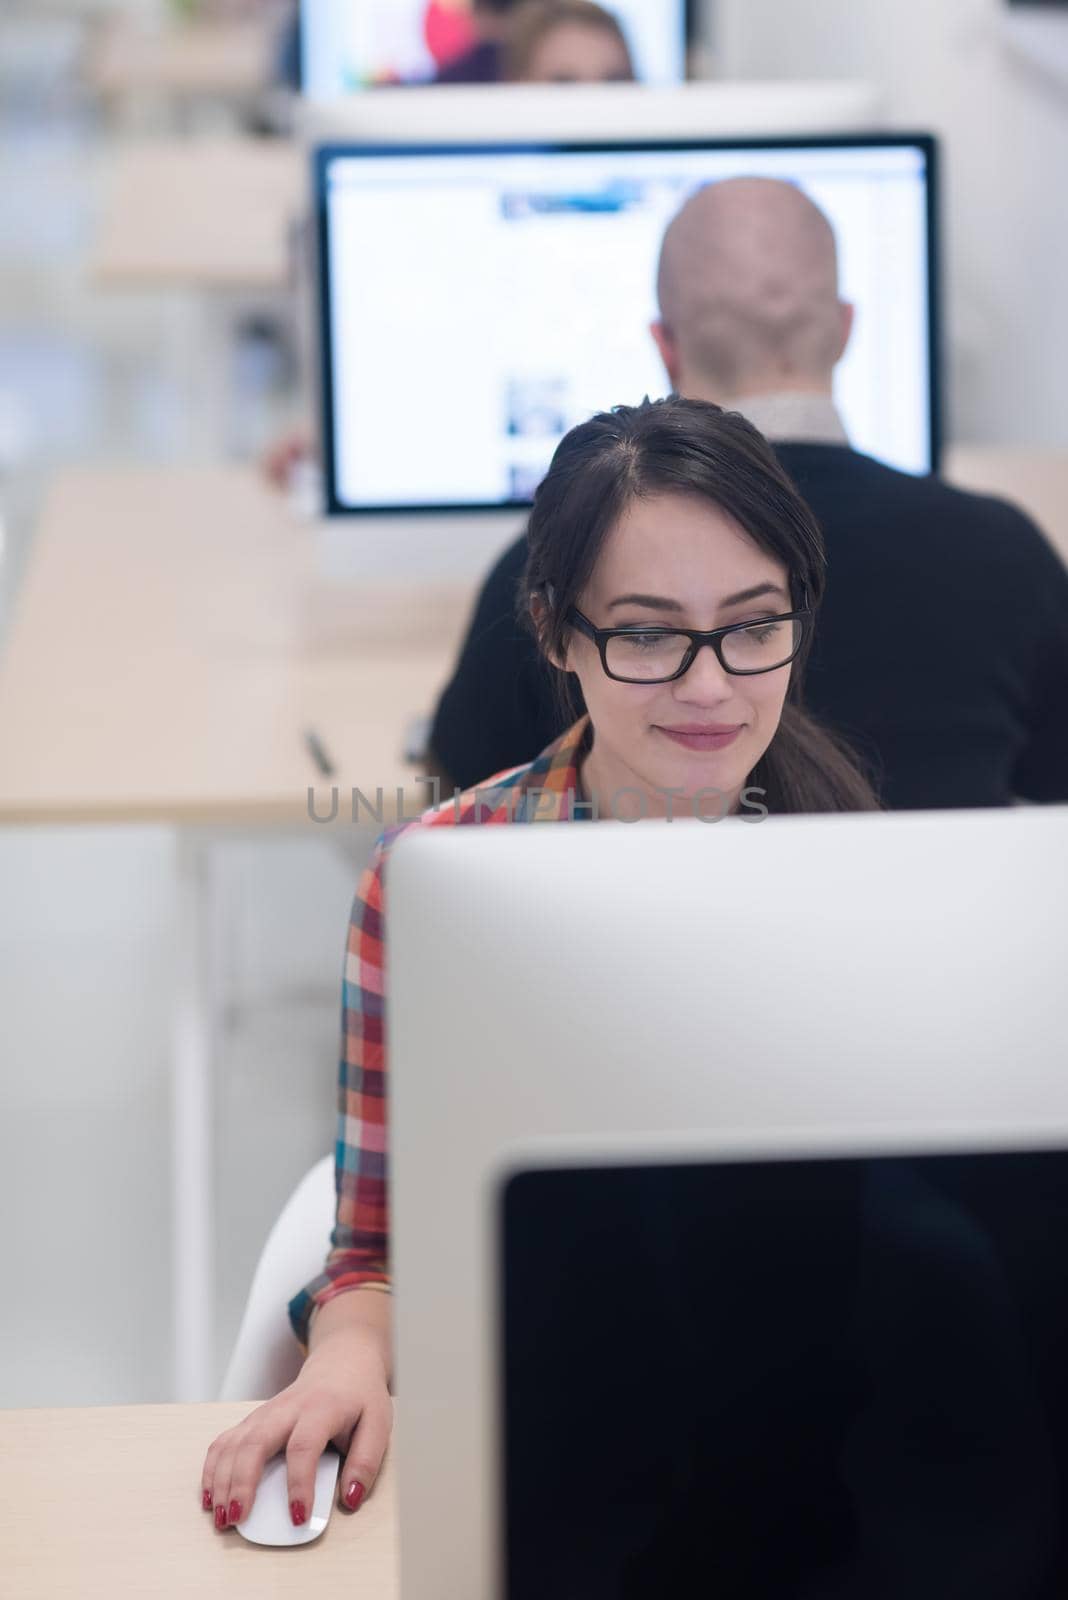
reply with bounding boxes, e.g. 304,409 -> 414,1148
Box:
214,1505 -> 227,1530
202,1489 -> 212,1511
290,1499 -> 307,1527
344,1480 -> 365,1511
228,1500 -> 242,1525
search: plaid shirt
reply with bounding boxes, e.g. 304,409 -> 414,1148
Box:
288,715 -> 593,1346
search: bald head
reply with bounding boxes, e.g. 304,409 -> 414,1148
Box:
654,178 -> 851,401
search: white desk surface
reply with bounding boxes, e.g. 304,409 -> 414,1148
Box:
0,467 -> 471,827
87,15 -> 277,101
90,138 -> 304,292
0,1402 -> 398,1598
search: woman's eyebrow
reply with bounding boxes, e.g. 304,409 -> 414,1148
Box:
607,592 -> 684,612
607,582 -> 789,613
720,582 -> 791,607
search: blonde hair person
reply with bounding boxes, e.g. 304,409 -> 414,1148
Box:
506,0 -> 636,83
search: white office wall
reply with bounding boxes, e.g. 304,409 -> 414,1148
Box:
709,0 -> 1068,447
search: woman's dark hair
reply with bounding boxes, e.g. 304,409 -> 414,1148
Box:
520,396 -> 878,814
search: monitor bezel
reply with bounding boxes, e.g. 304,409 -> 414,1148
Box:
314,131 -> 942,518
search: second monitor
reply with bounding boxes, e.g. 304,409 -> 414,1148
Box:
316,134 -> 939,515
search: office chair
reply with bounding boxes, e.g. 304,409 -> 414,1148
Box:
219,1154 -> 334,1401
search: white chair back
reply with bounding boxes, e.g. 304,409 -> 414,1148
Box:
219,1154 -> 334,1401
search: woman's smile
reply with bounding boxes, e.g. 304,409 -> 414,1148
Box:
654,723 -> 745,752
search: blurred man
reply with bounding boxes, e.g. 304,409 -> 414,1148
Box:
429,177 -> 1068,808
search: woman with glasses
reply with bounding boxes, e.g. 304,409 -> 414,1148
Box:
200,396 -> 876,1533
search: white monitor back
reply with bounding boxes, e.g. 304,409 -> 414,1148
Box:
298,78 -> 881,146
387,805 -> 1068,1599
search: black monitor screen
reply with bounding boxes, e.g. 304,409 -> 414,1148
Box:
500,1152 -> 1068,1598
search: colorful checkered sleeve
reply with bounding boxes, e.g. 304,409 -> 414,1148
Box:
287,716 -> 592,1349
288,836 -> 393,1347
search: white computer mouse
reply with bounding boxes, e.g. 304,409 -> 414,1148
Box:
235,1448 -> 341,1547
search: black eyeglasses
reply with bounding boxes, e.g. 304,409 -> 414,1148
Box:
565,604 -> 812,684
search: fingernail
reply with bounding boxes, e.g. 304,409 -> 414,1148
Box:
202,1489 -> 212,1511
228,1500 -> 242,1525
290,1499 -> 307,1527
344,1480 -> 365,1511
214,1505 -> 227,1530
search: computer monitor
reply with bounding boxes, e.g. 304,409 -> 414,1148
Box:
386,804 -> 1068,1599
315,134 -> 940,521
299,0 -> 689,96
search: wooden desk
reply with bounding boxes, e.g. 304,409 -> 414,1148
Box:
0,466 -> 468,826
87,16 -> 277,105
0,1403 -> 398,1598
91,138 -> 303,293
5,455 -> 1061,828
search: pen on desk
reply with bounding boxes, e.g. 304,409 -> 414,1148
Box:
304,727 -> 336,779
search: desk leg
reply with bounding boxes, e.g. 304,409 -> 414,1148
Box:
171,830 -> 215,1401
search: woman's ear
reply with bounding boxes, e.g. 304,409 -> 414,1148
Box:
529,589 -> 569,673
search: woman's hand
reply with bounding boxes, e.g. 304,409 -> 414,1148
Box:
200,1291 -> 393,1530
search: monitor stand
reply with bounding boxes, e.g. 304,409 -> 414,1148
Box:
313,505 -> 526,586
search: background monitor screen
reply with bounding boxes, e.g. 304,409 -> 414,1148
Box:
501,1152 -> 1068,1595
300,0 -> 687,94
317,136 -> 939,514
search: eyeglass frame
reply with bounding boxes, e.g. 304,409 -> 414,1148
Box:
563,601 -> 813,683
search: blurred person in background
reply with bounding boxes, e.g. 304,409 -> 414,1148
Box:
506,0 -> 635,83
265,0 -> 637,94
429,177 -> 1068,809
